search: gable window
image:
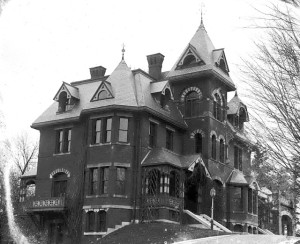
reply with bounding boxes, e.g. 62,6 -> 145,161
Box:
55,128 -> 71,154
116,167 -> 126,195
101,167 -> 109,194
234,146 -> 243,171
98,90 -> 107,100
58,91 -> 68,113
89,168 -> 98,195
220,139 -> 225,163
92,117 -> 112,144
118,118 -> 128,142
183,55 -> 196,66
149,122 -> 157,148
211,135 -> 216,160
195,133 -> 202,154
52,173 -> 68,197
185,91 -> 199,117
213,93 -> 223,121
166,129 -> 174,151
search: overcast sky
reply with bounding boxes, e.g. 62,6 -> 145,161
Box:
0,0 -> 282,139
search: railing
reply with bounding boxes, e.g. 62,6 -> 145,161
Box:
143,195 -> 183,209
22,196 -> 66,212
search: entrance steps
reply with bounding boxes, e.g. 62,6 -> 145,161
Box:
183,209 -> 232,233
104,221 -> 130,236
257,227 -> 275,235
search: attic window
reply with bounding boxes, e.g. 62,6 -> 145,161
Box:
58,92 -> 68,113
183,55 -> 196,66
98,90 -> 108,100
216,58 -> 229,74
160,88 -> 171,108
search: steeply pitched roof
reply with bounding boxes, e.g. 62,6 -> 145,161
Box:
169,24 -> 235,90
32,61 -> 186,128
227,92 -> 245,115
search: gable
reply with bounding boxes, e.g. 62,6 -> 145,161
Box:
214,49 -> 229,73
176,44 -> 204,69
90,81 -> 114,102
53,82 -> 79,101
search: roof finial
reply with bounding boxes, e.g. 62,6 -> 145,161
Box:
235,90 -> 238,97
198,2 -> 205,30
122,43 -> 125,61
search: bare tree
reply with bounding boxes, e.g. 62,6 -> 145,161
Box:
5,132 -> 38,176
243,4 -> 300,226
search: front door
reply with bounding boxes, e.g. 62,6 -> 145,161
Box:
49,222 -> 64,244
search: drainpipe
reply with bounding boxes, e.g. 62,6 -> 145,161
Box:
278,190 -> 282,235
132,113 -> 141,222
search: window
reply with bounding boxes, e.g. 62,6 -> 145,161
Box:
101,167 -> 109,194
185,91 -> 199,117
234,146 -> 243,171
116,167 -> 126,195
248,188 -> 253,213
232,186 -> 243,211
98,90 -> 107,100
195,133 -> 202,154
118,118 -> 128,142
253,191 -> 258,214
52,173 -> 68,197
90,168 -> 98,195
183,55 -> 196,66
213,93 -> 222,121
86,211 -> 95,232
58,91 -> 68,113
25,182 -> 36,197
220,139 -> 225,163
56,128 -> 71,154
166,129 -> 173,150
92,117 -> 112,144
169,171 -> 180,198
211,135 -> 216,160
147,169 -> 160,195
149,122 -> 157,148
98,211 -> 106,232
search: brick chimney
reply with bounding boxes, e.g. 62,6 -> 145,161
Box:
90,66 -> 106,79
147,53 -> 164,80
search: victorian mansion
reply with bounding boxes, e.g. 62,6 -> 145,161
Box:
19,19 -> 280,243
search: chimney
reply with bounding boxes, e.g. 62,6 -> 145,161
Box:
147,53 -> 164,80
89,66 -> 106,79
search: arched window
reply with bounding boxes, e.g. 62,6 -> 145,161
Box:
183,55 -> 196,66
213,93 -> 222,121
161,88 -> 171,108
25,181 -> 36,197
98,211 -> 106,232
185,91 -> 198,117
169,170 -> 180,198
98,90 -> 107,100
211,135 -> 216,160
147,169 -> 160,195
52,173 -> 68,197
239,108 -> 246,130
58,91 -> 68,112
195,133 -> 202,154
86,211 -> 95,232
219,139 -> 225,163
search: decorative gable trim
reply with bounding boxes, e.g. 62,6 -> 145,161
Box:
162,83 -> 174,100
215,50 -> 229,73
91,81 -> 114,102
177,44 -> 204,68
180,86 -> 202,102
53,82 -> 79,101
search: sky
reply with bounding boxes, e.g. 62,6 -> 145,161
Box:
0,0 -> 280,140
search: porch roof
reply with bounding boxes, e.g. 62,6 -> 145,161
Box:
141,147 -> 200,169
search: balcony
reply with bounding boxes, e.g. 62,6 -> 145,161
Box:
143,195 -> 183,209
22,196 -> 66,212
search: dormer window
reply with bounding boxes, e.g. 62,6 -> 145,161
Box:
98,90 -> 108,100
183,55 -> 196,66
58,92 -> 68,113
213,92 -> 223,121
54,82 -> 79,113
160,88 -> 171,108
238,107 -> 247,130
